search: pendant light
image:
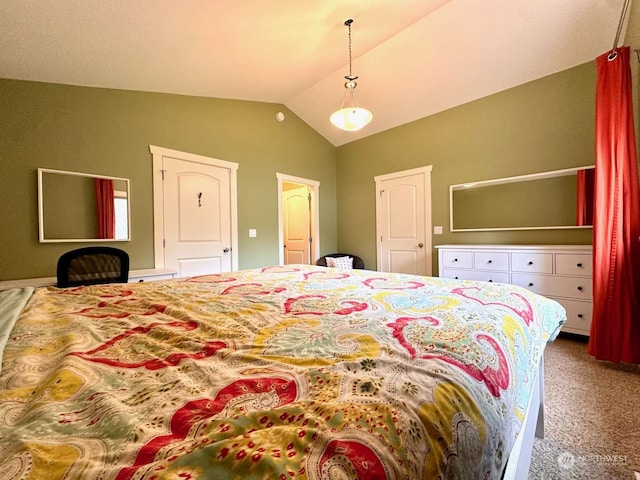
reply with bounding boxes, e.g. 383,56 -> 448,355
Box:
329,19 -> 373,132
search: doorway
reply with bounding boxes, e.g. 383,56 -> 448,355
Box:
276,173 -> 320,266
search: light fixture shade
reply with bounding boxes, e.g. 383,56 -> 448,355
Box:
330,85 -> 373,131
330,106 -> 373,131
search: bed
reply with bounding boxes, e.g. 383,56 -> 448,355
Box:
0,265 -> 564,479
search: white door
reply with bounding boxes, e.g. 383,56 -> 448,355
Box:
375,166 -> 432,275
150,146 -> 238,277
283,186 -> 311,264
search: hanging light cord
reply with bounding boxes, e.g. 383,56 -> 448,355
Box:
344,19 -> 357,82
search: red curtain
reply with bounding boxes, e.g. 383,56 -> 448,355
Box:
576,168 -> 595,226
588,46 -> 640,364
94,178 -> 115,239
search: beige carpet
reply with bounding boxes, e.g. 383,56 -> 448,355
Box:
528,335 -> 640,479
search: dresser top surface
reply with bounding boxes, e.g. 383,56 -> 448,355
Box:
435,244 -> 592,252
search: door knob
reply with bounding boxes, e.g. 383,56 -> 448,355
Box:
223,247 -> 230,253
418,243 -> 424,248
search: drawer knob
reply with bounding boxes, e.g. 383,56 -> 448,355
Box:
528,261 -> 533,265
453,258 -> 458,262
577,314 -> 583,318
577,286 -> 583,291
487,260 -> 492,263
488,279 -> 493,282
577,263 -> 583,267
454,276 -> 459,279
528,282 -> 534,287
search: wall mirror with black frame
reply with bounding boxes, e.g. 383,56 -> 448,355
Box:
38,168 -> 131,243
449,166 -> 595,232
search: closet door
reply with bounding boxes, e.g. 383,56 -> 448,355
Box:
151,146 -> 238,277
375,166 -> 432,275
163,157 -> 232,276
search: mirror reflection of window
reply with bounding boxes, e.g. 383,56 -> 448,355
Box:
114,192 -> 129,240
38,168 -> 130,242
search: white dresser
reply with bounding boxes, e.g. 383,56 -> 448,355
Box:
0,269 -> 177,291
128,269 -> 178,283
436,245 -> 593,336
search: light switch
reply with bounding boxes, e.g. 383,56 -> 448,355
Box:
434,226 -> 443,235
249,229 -> 257,238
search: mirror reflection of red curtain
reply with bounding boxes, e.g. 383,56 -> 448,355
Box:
576,168 -> 595,226
588,46 -> 640,364
94,178 -> 115,239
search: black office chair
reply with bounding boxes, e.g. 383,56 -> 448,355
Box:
57,246 -> 130,287
317,253 -> 365,269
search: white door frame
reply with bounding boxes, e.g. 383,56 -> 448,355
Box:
276,173 -> 320,266
374,165 -> 433,275
150,145 -> 239,271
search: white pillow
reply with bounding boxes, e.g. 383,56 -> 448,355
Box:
325,257 -> 336,267
331,256 -> 353,269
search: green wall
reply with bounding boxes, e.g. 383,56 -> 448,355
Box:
0,79 -> 338,281
4,31 -> 639,281
336,62 -> 596,271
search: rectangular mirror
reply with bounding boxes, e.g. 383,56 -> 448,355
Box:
38,168 -> 131,242
450,166 -> 594,231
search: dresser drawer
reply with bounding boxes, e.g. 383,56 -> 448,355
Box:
129,274 -> 175,283
555,253 -> 592,276
457,269 -> 510,284
440,250 -> 473,269
441,268 -> 472,281
511,252 -> 553,274
441,268 -> 510,283
511,273 -> 592,300
556,298 -> 592,335
474,251 -> 509,271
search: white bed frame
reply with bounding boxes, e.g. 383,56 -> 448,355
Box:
503,356 -> 545,479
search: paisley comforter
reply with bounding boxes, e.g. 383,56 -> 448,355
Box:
0,265 -> 565,479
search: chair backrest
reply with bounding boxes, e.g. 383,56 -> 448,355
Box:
57,246 -> 130,287
316,253 -> 365,269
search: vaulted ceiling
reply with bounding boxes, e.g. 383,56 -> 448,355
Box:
0,0 -> 630,146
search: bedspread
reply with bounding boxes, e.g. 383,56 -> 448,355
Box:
0,265 -> 565,479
